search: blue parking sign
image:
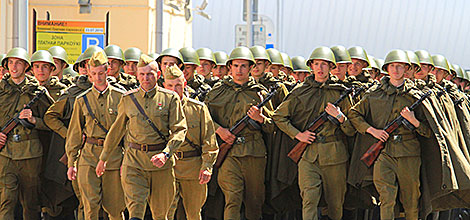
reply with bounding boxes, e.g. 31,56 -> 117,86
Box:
82,34 -> 104,52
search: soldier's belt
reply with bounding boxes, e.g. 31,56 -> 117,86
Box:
313,135 -> 338,144
86,137 -> 105,146
11,133 -> 39,142
128,142 -> 166,152
175,149 -> 201,160
390,134 -> 416,143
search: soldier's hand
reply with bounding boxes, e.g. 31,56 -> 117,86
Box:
19,106 -> 36,124
0,132 -> 6,146
216,127 -> 236,145
400,107 -> 420,127
367,127 -> 389,142
95,160 -> 107,177
325,103 -> 345,123
199,169 -> 212,185
151,153 -> 167,168
247,106 -> 265,123
67,166 -> 77,181
295,130 -> 316,144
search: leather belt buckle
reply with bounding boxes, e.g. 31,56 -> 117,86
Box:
141,144 -> 148,152
392,135 -> 402,143
235,137 -> 245,144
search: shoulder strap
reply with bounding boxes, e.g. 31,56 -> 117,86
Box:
185,137 -> 201,153
82,95 -> 108,133
129,93 -> 168,142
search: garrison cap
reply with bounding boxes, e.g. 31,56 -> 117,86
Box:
137,54 -> 156,67
88,51 -> 108,67
164,64 -> 184,80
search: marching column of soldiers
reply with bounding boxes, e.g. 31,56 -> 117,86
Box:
0,43 -> 470,220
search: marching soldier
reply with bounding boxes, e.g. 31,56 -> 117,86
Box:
349,49 -> 432,219
123,47 -> 142,77
30,50 -> 68,101
273,47 -> 355,220
104,45 -> 138,90
0,47 -> 54,219
266,48 -> 285,79
96,54 -> 187,220
279,52 -> 297,90
330,45 -> 352,82
249,45 -> 289,109
451,64 -> 466,91
204,46 -> 274,220
157,48 -> 185,74
196,48 -> 219,87
73,53 -> 87,76
347,46 -> 373,83
213,51 -> 229,79
48,46 -> 74,86
179,47 -> 211,101
404,50 -> 421,80
291,56 -> 310,83
365,55 -> 381,80
162,65 -> 218,220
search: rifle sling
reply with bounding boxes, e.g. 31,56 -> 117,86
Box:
82,95 -> 108,133
129,94 -> 168,142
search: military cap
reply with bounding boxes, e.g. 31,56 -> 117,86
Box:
124,47 -> 142,62
156,48 -> 184,66
0,54 -> 6,66
330,45 -> 352,64
226,46 -> 255,66
196,48 -> 216,64
414,50 -> 434,67
291,56 -> 310,72
82,45 -> 104,62
374,58 -> 387,74
73,53 -> 85,72
405,50 -> 421,72
431,55 -> 450,73
164,64 -> 184,80
88,51 -> 108,67
280,52 -> 293,70
366,55 -> 379,70
179,47 -> 200,66
382,49 -> 411,72
448,61 -> 456,76
250,46 -> 271,63
454,64 -> 465,79
138,54 -> 157,67
104,45 -> 125,62
2,47 -> 31,71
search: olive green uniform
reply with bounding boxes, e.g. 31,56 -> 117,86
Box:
42,76 -> 67,102
0,74 -> 53,219
349,77 -> 432,220
204,75 -> 220,88
256,72 -> 289,109
205,76 -> 274,220
167,96 -> 218,220
273,75 -> 355,220
65,85 -> 126,220
187,74 -> 211,101
99,86 -> 187,220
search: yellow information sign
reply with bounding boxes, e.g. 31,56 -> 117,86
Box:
36,33 -> 82,64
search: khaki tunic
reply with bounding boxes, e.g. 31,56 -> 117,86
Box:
0,74 -> 53,219
204,76 -> 274,220
100,86 -> 187,219
273,75 -> 355,220
349,77 -> 431,219
168,96 -> 218,220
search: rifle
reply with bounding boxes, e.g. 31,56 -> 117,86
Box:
0,89 -> 46,151
190,86 -> 210,100
214,85 -> 278,168
287,87 -> 354,163
360,91 -> 432,167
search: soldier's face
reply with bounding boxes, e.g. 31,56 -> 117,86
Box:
252,60 -> 268,77
268,64 -> 282,76
32,61 -> 54,83
432,68 -> 448,83
230,59 -> 252,85
213,65 -> 228,78
88,65 -> 109,88
163,77 -> 185,99
310,60 -> 331,83
349,59 -> 367,76
198,60 -> 214,77
108,58 -> 123,77
160,56 -> 179,74
291,71 -> 309,82
123,61 -> 138,76
7,58 -> 28,79
331,63 -> 349,80
137,66 -> 158,91
79,60 -> 89,75
415,64 -> 432,80
0,66 -> 6,80
52,58 -> 67,77
284,68 -> 293,76
386,62 -> 406,80
183,64 -> 197,81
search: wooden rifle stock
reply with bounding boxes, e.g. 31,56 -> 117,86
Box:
360,91 -> 432,167
214,85 -> 278,168
287,87 -> 354,163
0,90 -> 45,151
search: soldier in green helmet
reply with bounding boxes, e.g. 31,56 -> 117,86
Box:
347,46 -> 372,83
213,51 -> 229,79
123,47 -> 142,76
404,50 -> 421,80
31,50 -> 67,101
330,45 -> 352,81
374,58 -> 387,80
349,49 -> 431,220
179,47 -> 211,101
105,45 -> 138,90
273,46 -> 355,220
291,56 -> 310,82
451,64 -> 466,90
0,47 -> 54,219
48,46 -> 74,86
250,45 -> 288,108
148,52 -> 159,61
196,48 -> 219,87
73,53 -> 87,75
266,48 -> 285,79
365,55 -> 380,80
205,46 -> 274,220
157,48 -> 184,74
0,54 -> 7,80
279,52 -> 297,90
